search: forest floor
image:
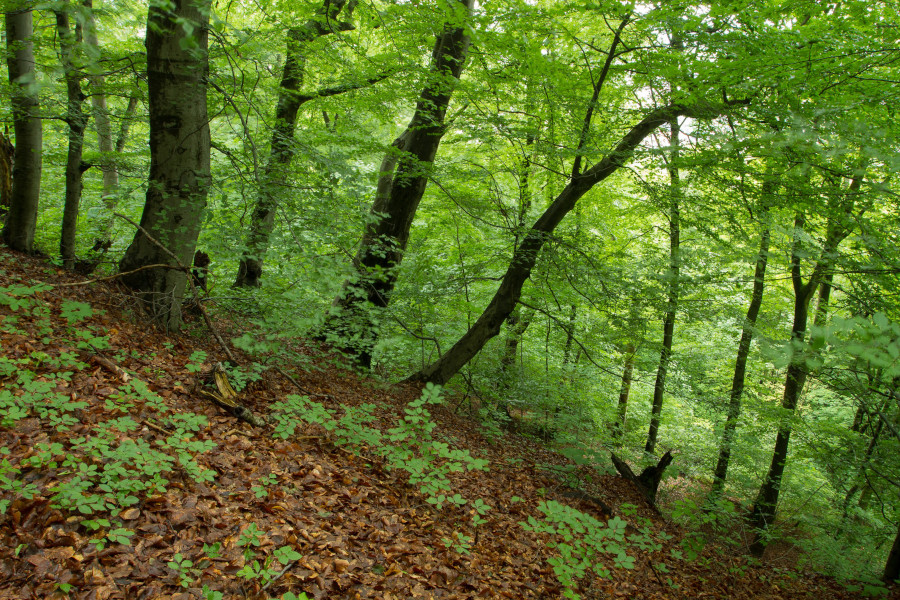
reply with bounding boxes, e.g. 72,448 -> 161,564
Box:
0,246 -> 896,600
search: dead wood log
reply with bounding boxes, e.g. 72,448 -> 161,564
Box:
610,449 -> 674,508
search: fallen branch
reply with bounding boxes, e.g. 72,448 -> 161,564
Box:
197,363 -> 267,427
86,353 -> 132,383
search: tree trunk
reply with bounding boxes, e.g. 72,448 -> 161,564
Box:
614,343 -> 636,439
885,520 -> 900,583
407,102 -> 742,386
0,130 -> 13,208
709,197 -> 772,499
234,0 -> 357,288
323,0 -> 474,366
81,0 -> 117,242
55,4 -> 90,270
117,0 -> 211,330
645,120 -> 681,455
2,6 -> 42,253
748,189 -> 858,556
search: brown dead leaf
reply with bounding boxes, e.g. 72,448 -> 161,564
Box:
120,508 -> 141,520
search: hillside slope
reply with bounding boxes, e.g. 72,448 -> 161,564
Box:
0,248 -> 892,600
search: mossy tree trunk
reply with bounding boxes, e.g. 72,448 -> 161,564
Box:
117,0 -> 211,330
323,0 -> 474,366
234,0 -> 358,288
55,2 -> 90,270
2,5 -> 42,253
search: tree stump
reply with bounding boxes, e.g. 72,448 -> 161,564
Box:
610,449 -> 674,508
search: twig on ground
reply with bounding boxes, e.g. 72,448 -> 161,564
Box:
275,365 -> 333,399
259,560 -> 298,593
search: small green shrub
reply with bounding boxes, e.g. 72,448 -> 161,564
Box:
271,383 -> 489,508
521,501 -> 636,599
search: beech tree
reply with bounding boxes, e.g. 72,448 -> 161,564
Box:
233,0 -> 360,288
407,101 -> 741,385
644,120 -> 682,455
54,1 -> 90,270
323,0 -> 475,366
2,4 -> 42,253
117,0 -> 211,329
748,172 -> 863,557
4,0 -> 900,582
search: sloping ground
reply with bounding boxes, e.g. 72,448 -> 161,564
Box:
0,247 -> 894,600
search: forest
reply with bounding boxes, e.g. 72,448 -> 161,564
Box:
1,0 -> 900,597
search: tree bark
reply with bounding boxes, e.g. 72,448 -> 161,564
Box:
117,0 -> 211,330
323,0 -> 474,366
2,6 -> 42,253
709,194 -> 772,499
645,120 -> 682,454
0,130 -> 13,208
234,0 -> 357,288
55,3 -> 90,270
407,101 -> 743,385
614,343 -> 636,439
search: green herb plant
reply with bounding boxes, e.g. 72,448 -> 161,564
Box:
521,501 -> 637,599
271,383 -> 489,509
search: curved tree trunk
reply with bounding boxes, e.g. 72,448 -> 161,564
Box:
55,3 -> 90,270
407,101 -> 743,385
2,6 -> 42,253
234,0 -> 358,288
323,0 -> 474,366
117,0 -> 211,330
645,120 -> 682,455
709,194 -> 772,499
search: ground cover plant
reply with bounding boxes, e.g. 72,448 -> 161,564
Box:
0,244 -> 894,599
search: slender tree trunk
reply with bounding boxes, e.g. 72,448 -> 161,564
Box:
324,0 -> 474,366
499,307 -> 533,380
841,403 -> 885,517
117,0 -> 211,330
561,304 -> 577,366
55,4 -> 90,270
614,343 -> 636,439
747,234 -> 815,555
748,184 -> 859,555
498,131 -> 536,384
81,0 -> 119,242
709,197 -> 772,499
645,120 -> 682,455
2,6 -> 42,253
234,0 -> 357,288
407,102 -> 741,385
